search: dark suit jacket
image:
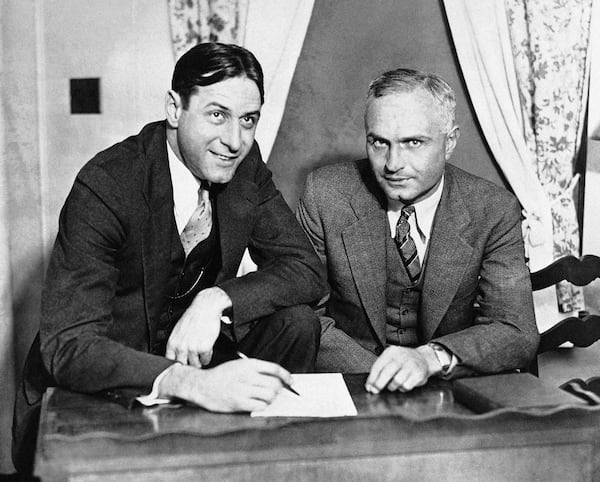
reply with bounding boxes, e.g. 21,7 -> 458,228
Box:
14,121 -> 327,471
33,120 -> 327,394
297,159 -> 539,375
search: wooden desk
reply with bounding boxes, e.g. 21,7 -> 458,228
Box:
35,375 -> 600,481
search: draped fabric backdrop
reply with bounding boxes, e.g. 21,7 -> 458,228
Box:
166,0 -> 315,274
167,0 -> 249,58
443,0 -> 592,331
506,0 -> 591,314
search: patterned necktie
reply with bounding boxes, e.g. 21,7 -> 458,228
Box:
180,183 -> 212,256
395,205 -> 422,283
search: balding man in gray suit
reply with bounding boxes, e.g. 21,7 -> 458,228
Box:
297,68 -> 539,394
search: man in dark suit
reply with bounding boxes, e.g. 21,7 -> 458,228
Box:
297,68 -> 539,394
13,42 -> 327,472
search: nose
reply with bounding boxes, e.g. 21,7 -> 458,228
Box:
384,145 -> 406,173
220,122 -> 242,153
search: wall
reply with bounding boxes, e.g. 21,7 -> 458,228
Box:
1,0 -> 174,472
1,0 -> 45,472
41,0 -> 173,248
268,0 -> 503,208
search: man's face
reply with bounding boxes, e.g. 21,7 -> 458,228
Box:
365,89 -> 458,205
167,76 -> 262,183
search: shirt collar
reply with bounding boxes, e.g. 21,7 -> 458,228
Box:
388,175 -> 444,243
167,141 -> 202,232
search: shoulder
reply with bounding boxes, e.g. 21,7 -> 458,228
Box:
445,163 -> 518,207
444,164 -> 521,230
305,159 -> 367,197
77,121 -> 165,191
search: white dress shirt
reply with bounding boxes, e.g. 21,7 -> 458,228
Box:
167,141 -> 203,235
386,176 -> 444,261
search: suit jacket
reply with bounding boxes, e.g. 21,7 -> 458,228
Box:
297,159 -> 539,375
32,120 -> 327,394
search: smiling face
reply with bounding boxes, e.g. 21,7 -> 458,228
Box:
166,75 -> 262,184
365,88 -> 459,205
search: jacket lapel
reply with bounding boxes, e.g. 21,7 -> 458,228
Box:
421,168 -> 473,341
214,176 -> 258,282
342,173 -> 388,346
139,123 -> 177,342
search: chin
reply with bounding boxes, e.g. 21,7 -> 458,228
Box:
208,171 -> 236,184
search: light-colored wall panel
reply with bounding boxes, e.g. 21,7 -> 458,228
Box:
41,0 -> 173,248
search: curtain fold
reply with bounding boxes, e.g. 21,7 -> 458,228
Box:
167,0 -> 249,59
443,0 -> 592,331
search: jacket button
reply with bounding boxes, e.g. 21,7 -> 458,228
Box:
374,346 -> 383,356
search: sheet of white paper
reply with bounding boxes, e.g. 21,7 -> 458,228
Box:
251,373 -> 357,418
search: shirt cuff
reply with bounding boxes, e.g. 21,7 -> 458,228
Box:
136,365 -> 175,406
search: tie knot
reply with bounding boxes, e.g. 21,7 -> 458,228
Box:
401,205 -> 415,219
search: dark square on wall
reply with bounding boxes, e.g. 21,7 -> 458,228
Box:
70,78 -> 100,114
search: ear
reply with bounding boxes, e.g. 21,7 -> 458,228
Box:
165,90 -> 182,128
444,126 -> 460,160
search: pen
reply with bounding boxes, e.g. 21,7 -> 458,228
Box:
236,351 -> 301,397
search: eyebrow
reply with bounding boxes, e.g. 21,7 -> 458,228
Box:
205,102 -> 261,118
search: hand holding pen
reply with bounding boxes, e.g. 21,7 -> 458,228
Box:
237,351 -> 301,397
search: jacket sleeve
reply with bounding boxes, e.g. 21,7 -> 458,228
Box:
40,167 -> 173,394
432,196 -> 540,376
216,153 -> 329,339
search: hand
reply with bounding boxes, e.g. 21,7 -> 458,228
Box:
365,345 -> 440,394
158,359 -> 292,412
166,287 -> 232,367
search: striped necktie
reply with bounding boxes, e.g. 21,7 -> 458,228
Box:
395,205 -> 421,283
180,183 -> 212,256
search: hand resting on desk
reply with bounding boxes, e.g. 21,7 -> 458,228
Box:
157,359 -> 293,412
365,345 -> 442,394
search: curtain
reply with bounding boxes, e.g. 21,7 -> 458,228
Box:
506,0 -> 591,314
167,0 -> 249,59
443,0 -> 592,331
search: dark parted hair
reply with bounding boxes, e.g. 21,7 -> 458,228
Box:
172,42 -> 264,108
367,68 -> 456,133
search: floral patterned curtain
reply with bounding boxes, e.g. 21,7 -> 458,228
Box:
167,0 -> 249,59
506,0 -> 592,312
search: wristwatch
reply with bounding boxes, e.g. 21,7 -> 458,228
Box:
428,342 -> 452,376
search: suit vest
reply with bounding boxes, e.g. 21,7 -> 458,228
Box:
151,207 -> 221,355
385,233 -> 422,347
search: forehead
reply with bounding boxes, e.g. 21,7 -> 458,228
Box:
365,89 -> 444,134
189,76 -> 262,110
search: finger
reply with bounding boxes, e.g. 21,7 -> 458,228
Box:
245,371 -> 284,392
247,385 -> 280,404
165,345 -> 176,361
366,348 -> 395,389
402,370 -> 428,392
199,348 -> 213,367
373,361 -> 402,393
388,367 -> 411,392
246,359 -> 292,386
239,398 -> 270,413
174,349 -> 189,365
188,352 -> 203,368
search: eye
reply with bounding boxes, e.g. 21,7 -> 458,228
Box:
369,137 -> 387,149
407,139 -> 423,148
240,115 -> 257,129
208,111 -> 226,124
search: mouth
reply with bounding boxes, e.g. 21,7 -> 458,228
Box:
211,151 -> 238,163
384,177 -> 411,184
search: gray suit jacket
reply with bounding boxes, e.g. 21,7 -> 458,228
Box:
297,159 -> 539,376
